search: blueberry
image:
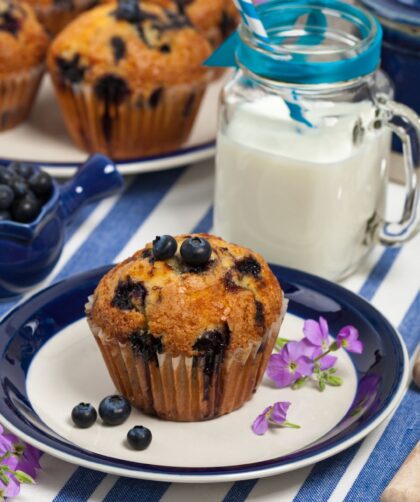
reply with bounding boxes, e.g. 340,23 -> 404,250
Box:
11,196 -> 40,223
99,395 -> 131,426
114,0 -> 141,23
180,237 -> 212,266
0,168 -> 15,186
11,180 -> 29,198
28,171 -> 53,198
152,235 -> 177,260
71,403 -> 97,428
8,162 -> 36,179
0,210 -> 11,221
127,426 -> 152,450
0,185 -> 14,210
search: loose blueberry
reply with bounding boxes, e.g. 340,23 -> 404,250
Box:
99,395 -> 131,426
71,403 -> 97,428
127,426 -> 152,450
0,184 -> 14,210
9,162 -> 36,179
180,237 -> 212,266
0,210 -> 11,221
0,169 -> 15,186
11,196 -> 40,223
11,180 -> 29,198
28,171 -> 53,198
152,235 -> 177,260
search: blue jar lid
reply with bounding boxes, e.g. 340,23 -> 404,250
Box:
359,0 -> 420,27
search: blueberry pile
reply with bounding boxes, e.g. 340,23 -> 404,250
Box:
0,162 -> 53,223
152,235 -> 212,266
71,395 -> 152,451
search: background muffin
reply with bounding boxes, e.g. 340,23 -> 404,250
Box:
87,234 -> 285,422
48,0 -> 211,159
136,0 -> 239,48
25,0 -> 97,36
0,0 -> 48,131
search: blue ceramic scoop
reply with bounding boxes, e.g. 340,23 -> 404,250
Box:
0,154 -> 123,299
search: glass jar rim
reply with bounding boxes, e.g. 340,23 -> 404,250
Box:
235,0 -> 382,85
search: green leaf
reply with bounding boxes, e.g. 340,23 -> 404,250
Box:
0,472 -> 9,485
319,379 -> 326,392
275,338 -> 290,350
326,375 -> 343,386
328,367 -> 337,374
313,364 -> 321,374
292,377 -> 307,390
14,471 -> 35,485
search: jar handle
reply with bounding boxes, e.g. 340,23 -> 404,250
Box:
376,95 -> 420,246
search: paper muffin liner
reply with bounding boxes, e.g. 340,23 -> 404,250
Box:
33,0 -> 95,35
0,65 -> 44,132
86,296 -> 288,422
50,75 -> 209,160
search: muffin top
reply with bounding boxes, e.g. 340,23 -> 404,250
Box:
0,0 -> 49,75
142,0 -> 239,43
47,0 -> 211,92
88,234 -> 283,357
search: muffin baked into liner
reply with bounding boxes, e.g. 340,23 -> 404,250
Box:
47,1 -> 211,160
50,76 -> 208,159
87,297 -> 287,422
0,64 -> 44,132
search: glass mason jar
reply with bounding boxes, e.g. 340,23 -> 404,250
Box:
213,0 -> 420,280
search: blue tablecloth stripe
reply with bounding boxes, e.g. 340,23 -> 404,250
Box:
102,478 -> 170,502
344,293 -> 420,501
51,468 -> 106,502
358,248 -> 400,301
193,206 -> 214,234
55,169 -> 183,283
222,479 -> 258,502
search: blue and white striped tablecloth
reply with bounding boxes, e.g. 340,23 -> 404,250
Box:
2,160 -> 419,502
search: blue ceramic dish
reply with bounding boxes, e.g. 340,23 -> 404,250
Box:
0,265 -> 409,482
0,155 -> 123,299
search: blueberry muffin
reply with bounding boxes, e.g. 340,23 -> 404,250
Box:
86,234 -> 286,422
25,0 -> 97,36
137,0 -> 239,48
0,0 -> 48,131
47,0 -> 211,160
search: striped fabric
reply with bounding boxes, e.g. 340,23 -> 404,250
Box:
5,161 -> 419,502
232,0 -> 269,40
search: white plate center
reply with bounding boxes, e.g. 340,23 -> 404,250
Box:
27,314 -> 357,468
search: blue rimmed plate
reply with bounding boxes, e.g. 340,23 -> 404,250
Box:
0,265 -> 409,483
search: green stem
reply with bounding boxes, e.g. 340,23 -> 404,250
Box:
283,421 -> 301,429
314,348 -> 332,362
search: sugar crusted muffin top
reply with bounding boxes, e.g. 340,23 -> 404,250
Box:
134,0 -> 239,45
47,0 -> 211,92
0,0 -> 49,75
88,234 -> 283,357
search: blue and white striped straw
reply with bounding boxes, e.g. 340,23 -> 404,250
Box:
233,0 -> 270,41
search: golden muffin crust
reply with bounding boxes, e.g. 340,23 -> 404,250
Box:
89,234 -> 283,357
144,0 -> 239,45
0,0 -> 49,75
47,1 -> 211,91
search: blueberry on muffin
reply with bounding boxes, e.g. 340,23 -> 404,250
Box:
0,0 -> 48,131
86,234 -> 286,422
47,0 -> 211,160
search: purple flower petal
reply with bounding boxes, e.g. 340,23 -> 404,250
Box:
267,353 -> 297,388
252,407 -> 271,435
285,340 -> 306,361
319,354 -> 337,370
300,339 -> 319,359
295,356 -> 314,377
303,319 -> 323,346
270,402 -> 291,425
337,326 -> 363,354
319,316 -> 329,339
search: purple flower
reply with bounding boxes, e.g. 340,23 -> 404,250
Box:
267,341 -> 314,388
252,402 -> 291,435
303,317 -> 337,370
337,326 -> 363,354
